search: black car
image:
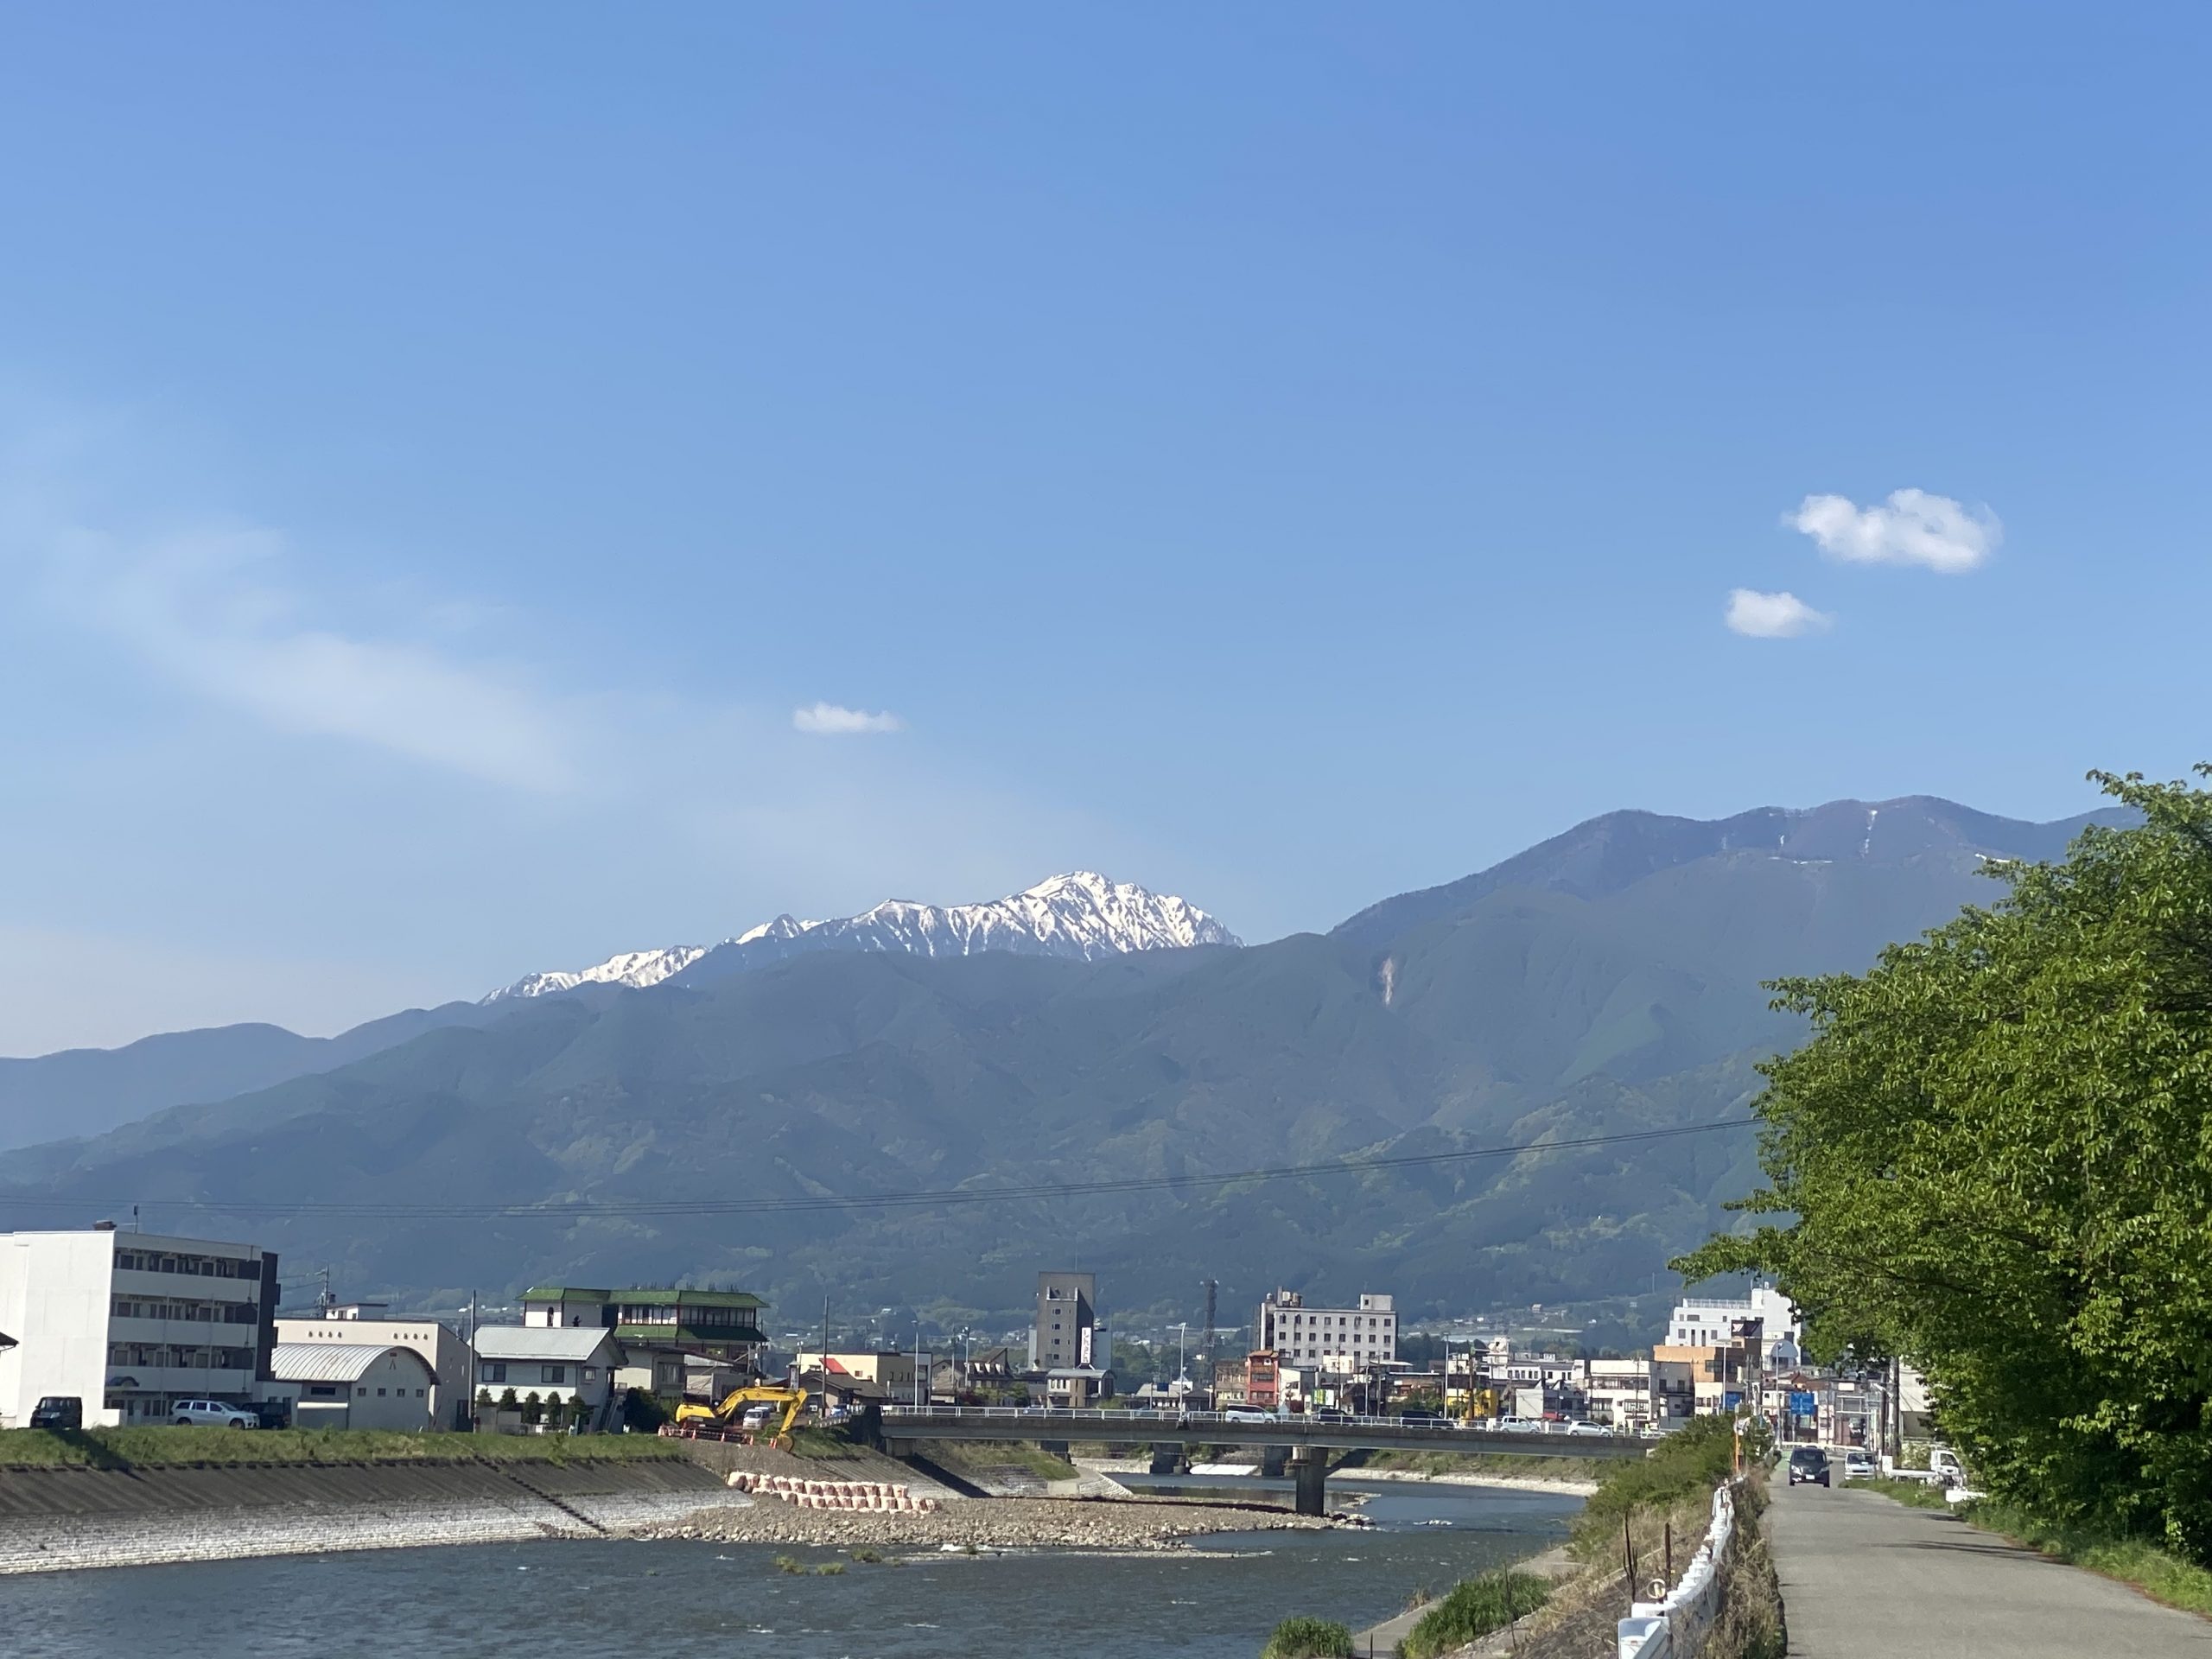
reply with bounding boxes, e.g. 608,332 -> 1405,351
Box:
1310,1407 -> 1347,1422
1397,1409 -> 1447,1427
1788,1446 -> 1832,1487
29,1395 -> 81,1430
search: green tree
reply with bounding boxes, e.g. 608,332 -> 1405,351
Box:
1676,768 -> 2212,1560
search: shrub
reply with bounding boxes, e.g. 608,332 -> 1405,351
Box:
1575,1415 -> 1738,1552
498,1389 -> 519,1412
772,1554 -> 805,1575
521,1391 -> 543,1427
1259,1616 -> 1355,1659
1400,1572 -> 1551,1659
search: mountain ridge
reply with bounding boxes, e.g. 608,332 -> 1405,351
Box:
0,791 -> 2125,1319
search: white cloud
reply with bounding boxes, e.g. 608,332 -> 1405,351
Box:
1726,588 -> 1832,639
792,701 -> 905,736
69,522 -> 579,792
1789,488 -> 1999,573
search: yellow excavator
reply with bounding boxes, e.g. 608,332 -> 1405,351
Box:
671,1384 -> 807,1447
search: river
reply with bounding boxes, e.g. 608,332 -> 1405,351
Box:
1,1478 -> 1579,1657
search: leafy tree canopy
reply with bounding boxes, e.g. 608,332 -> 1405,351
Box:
1675,769 -> 2212,1559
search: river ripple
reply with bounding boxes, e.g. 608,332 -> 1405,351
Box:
3,1479 -> 1579,1658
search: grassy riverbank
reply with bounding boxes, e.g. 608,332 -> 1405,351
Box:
0,1426 -> 688,1470
1341,1446 -> 1611,1484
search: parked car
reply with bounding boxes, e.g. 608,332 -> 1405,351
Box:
29,1396 -> 81,1430
171,1399 -> 258,1428
1788,1446 -> 1831,1487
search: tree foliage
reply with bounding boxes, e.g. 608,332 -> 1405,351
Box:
1675,769 -> 2212,1559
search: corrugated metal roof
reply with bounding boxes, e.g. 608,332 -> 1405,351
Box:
270,1343 -> 437,1385
470,1325 -> 616,1362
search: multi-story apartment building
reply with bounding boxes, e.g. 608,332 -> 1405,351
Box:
1254,1289 -> 1395,1368
1032,1271 -> 1097,1370
0,1225 -> 279,1427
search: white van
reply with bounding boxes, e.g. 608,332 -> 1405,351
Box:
171,1399 -> 257,1428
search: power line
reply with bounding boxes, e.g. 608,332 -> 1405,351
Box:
0,1117 -> 1754,1224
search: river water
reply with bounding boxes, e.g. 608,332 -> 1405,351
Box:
3,1478 -> 1579,1658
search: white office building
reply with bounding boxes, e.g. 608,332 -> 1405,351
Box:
0,1226 -> 279,1428
1255,1290 -> 1396,1367
1668,1286 -> 1801,1367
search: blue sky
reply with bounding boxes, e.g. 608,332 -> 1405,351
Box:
3,4 -> 2208,1052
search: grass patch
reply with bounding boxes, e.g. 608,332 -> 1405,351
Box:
772,1554 -> 806,1575
1349,1446 -> 1610,1484
1259,1614 -> 1356,1658
1961,1502 -> 2212,1618
914,1439 -> 1078,1483
783,1427 -> 861,1460
849,1547 -> 885,1564
0,1427 -> 686,1470
1850,1475 -> 1954,1510
1400,1570 -> 1552,1659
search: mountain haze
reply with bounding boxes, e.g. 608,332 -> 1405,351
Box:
0,797 -> 2123,1323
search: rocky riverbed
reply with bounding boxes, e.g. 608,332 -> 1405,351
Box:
647,1493 -> 1343,1552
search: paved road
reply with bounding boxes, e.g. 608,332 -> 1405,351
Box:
1770,1481 -> 2212,1656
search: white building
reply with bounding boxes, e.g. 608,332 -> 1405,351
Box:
1255,1290 -> 1396,1368
1585,1357 -> 1656,1429
0,1226 -> 278,1428
471,1325 -> 618,1426
276,1303 -> 472,1430
1668,1287 -> 1800,1367
271,1343 -> 437,1431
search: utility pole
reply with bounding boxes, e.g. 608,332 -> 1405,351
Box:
1201,1279 -> 1218,1380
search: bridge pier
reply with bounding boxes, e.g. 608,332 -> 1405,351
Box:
1260,1445 -> 1289,1479
1291,1443 -> 1328,1516
1149,1444 -> 1190,1476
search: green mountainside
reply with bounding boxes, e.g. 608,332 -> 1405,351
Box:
0,796 -> 2126,1327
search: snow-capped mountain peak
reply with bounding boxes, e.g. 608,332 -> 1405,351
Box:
485,945 -> 708,1003
484,872 -> 1238,1000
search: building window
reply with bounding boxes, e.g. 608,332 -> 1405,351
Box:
482,1363 -> 507,1384
543,1365 -> 567,1385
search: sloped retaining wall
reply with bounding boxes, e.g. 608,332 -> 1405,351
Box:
0,1458 -> 744,1575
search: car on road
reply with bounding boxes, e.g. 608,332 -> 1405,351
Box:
1844,1450 -> 1876,1481
1496,1414 -> 1541,1433
1788,1446 -> 1832,1487
171,1399 -> 258,1428
1397,1409 -> 1446,1427
1224,1407 -> 1276,1423
1309,1407 -> 1346,1422
1563,1421 -> 1613,1437
29,1395 -> 81,1429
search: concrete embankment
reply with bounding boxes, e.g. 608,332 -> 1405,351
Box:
0,1456 -> 745,1575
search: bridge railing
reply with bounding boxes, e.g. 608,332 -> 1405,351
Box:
1617,1478 -> 1737,1659
878,1403 -> 1646,1438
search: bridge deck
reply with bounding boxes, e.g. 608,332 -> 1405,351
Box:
878,1405 -> 1649,1459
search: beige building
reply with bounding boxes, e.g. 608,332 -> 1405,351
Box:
272,1342 -> 436,1431
797,1351 -> 919,1398
276,1303 -> 471,1430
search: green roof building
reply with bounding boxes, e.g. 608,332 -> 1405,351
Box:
523,1285 -> 766,1356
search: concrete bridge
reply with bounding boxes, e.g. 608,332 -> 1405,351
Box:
877,1403 -> 1647,1514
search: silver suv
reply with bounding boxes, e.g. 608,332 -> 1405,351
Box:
171,1399 -> 257,1428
